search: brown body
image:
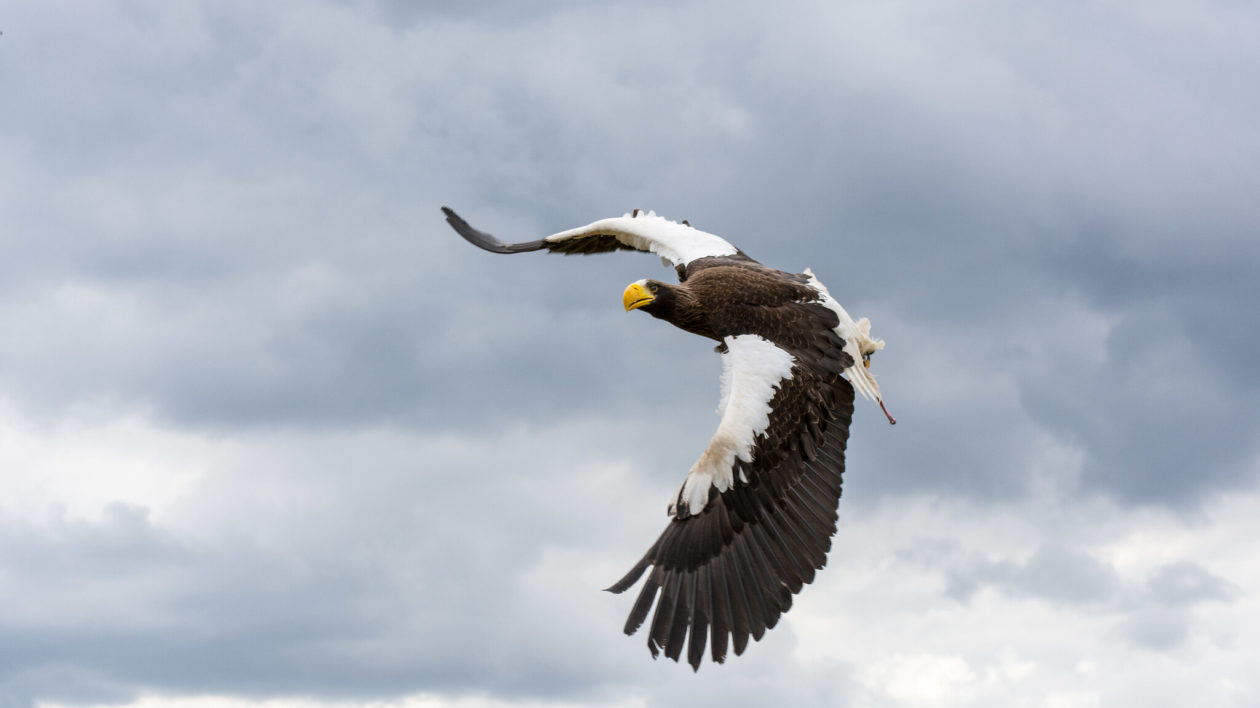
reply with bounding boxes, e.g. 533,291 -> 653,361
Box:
442,207 -> 888,671
632,262 -> 855,373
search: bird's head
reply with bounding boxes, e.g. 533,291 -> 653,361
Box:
623,279 -> 708,336
622,279 -> 667,313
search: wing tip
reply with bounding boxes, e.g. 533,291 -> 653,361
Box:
441,206 -> 546,254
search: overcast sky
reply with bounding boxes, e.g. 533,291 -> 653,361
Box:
2,1 -> 1258,707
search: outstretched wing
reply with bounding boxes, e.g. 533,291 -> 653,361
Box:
442,207 -> 742,269
606,333 -> 856,670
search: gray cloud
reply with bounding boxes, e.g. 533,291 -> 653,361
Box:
8,0 -> 1255,512
1119,607 -> 1192,653
1117,562 -> 1239,653
903,537 -> 1240,654
0,426 -> 638,706
938,544 -> 1121,606
2,0 -> 1260,706
1146,561 -> 1239,606
0,418 -> 862,707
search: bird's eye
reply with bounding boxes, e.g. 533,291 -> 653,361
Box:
862,353 -> 872,369
648,283 -> 659,293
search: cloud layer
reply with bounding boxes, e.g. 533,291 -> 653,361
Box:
1,1 -> 1258,707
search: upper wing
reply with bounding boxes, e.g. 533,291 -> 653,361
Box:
606,334 -> 856,670
442,207 -> 740,269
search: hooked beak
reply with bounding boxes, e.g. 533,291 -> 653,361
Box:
623,282 -> 654,311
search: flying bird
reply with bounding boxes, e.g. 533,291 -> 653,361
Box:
442,206 -> 895,670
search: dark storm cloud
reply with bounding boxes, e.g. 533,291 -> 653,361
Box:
2,0 -> 1260,706
408,0 -> 1260,508
679,3 -> 1260,508
0,0 -> 735,436
2,0 -> 1260,506
1021,241 -> 1260,505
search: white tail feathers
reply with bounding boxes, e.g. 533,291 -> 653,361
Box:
802,269 -> 887,404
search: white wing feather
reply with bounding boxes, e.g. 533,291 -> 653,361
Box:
544,210 -> 738,267
671,335 -> 796,517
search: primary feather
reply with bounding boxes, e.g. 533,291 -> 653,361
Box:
442,206 -> 895,670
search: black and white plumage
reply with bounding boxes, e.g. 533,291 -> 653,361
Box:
442,207 -> 895,670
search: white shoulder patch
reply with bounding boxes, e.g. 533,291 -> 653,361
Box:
672,335 -> 795,517
543,211 -> 738,267
802,268 -> 886,402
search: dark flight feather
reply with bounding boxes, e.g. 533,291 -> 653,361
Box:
443,207 -> 880,671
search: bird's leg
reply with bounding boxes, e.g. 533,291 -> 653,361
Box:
878,398 -> 897,425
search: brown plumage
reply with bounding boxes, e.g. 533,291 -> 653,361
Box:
634,265 -> 854,383
442,207 -> 893,670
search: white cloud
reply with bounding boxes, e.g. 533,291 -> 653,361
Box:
0,400 -> 219,522
4,404 -> 1258,706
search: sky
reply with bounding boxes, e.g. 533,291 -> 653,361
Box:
1,1 -> 1258,706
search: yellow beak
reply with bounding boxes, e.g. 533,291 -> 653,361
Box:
623,282 -> 654,311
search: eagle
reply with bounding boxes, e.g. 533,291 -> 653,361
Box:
442,206 -> 895,670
